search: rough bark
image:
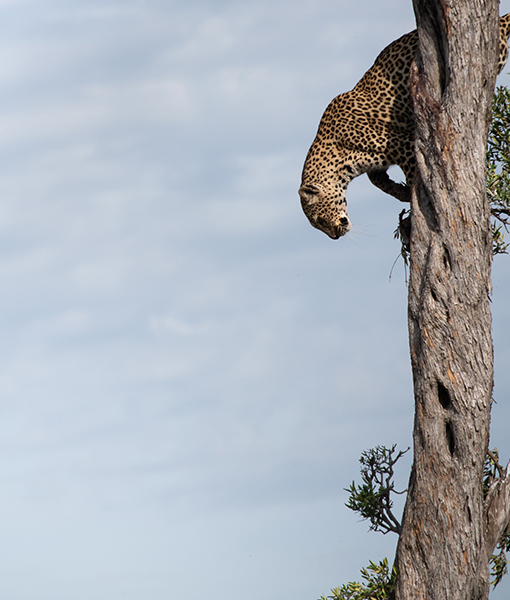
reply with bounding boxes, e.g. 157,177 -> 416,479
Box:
393,1 -> 510,599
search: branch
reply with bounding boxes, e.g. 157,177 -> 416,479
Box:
484,460 -> 510,557
345,445 -> 408,536
488,449 -> 505,478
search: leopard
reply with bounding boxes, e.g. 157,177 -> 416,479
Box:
299,14 -> 510,240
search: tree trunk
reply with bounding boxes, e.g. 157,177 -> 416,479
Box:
394,1 -> 510,599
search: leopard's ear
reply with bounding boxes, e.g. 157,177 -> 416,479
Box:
299,184 -> 321,205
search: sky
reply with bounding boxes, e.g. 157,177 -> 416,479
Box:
0,1 -> 509,599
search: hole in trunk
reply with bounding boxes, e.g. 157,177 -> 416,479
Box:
438,381 -> 451,409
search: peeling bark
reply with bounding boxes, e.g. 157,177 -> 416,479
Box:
393,1 -> 510,599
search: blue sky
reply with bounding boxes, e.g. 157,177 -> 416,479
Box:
0,1 -> 509,599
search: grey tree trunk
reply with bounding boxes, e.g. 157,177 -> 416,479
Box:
394,1 -> 510,599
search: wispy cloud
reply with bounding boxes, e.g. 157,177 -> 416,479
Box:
0,1 -> 508,600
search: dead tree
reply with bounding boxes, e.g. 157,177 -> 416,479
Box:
394,1 -> 510,599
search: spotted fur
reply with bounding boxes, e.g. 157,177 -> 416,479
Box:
299,14 -> 510,239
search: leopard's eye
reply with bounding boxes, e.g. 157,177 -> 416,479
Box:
301,184 -> 320,195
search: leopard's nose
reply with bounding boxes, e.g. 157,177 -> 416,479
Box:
337,217 -> 351,236
328,221 -> 351,239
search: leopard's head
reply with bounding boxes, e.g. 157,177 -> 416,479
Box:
299,181 -> 351,240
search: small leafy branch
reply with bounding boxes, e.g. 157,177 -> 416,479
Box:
484,448 -> 510,587
344,444 -> 408,535
487,85 -> 510,255
319,558 -> 397,600
396,84 -> 510,260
